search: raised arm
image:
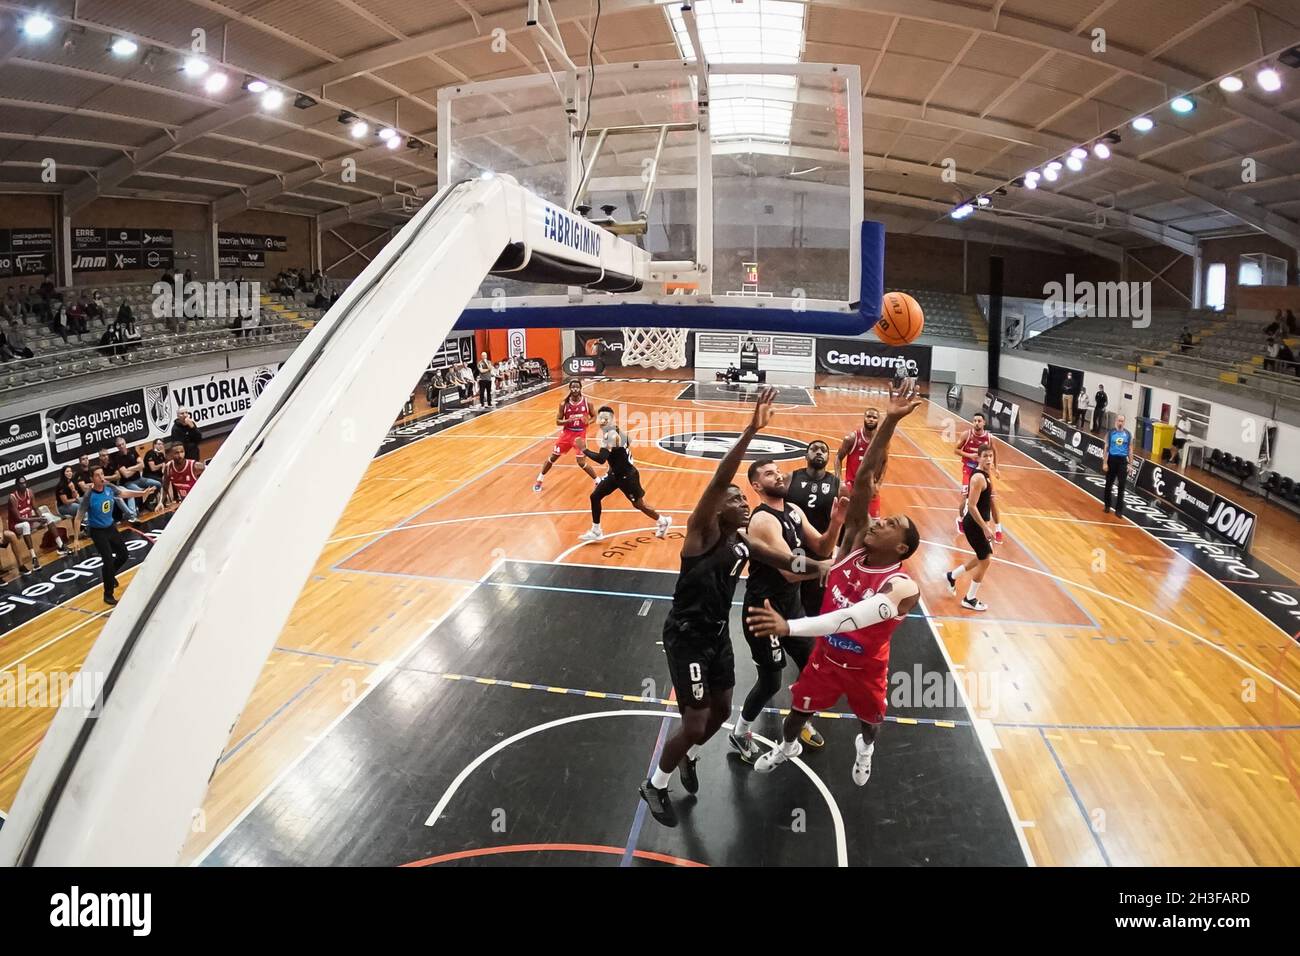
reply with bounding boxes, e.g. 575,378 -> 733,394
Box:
745,576 -> 921,638
683,387 -> 776,552
841,386 -> 922,552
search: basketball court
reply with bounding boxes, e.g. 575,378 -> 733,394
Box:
0,0 -> 1298,879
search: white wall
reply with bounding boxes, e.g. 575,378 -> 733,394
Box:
932,345 -> 987,386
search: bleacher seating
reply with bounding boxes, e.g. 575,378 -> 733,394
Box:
894,288 -> 987,343
0,281 -> 331,394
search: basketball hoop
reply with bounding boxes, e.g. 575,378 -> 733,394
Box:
621,326 -> 688,370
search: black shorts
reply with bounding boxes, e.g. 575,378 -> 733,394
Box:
962,512 -> 992,560
662,619 -> 734,707
799,578 -> 825,619
597,468 -> 645,502
742,589 -> 812,672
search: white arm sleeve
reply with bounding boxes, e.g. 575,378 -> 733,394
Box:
786,577 -> 919,637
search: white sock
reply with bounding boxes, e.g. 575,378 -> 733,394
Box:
687,744 -> 702,759
591,524 -> 601,533
856,734 -> 874,756
536,473 -> 544,482
995,523 -> 1003,533
780,738 -> 801,756
650,767 -> 672,789
966,581 -> 981,600
734,716 -> 752,737
949,565 -> 963,579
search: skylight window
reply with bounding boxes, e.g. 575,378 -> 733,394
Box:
664,0 -> 808,143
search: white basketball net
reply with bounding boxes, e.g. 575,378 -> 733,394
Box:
620,327 -> 688,370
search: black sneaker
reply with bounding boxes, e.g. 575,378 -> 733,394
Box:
679,756 -> 699,795
104,593 -> 118,606
728,731 -> 762,763
638,780 -> 678,828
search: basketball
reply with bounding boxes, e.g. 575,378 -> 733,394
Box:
874,292 -> 925,346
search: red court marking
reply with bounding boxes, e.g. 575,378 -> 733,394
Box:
400,843 -> 706,867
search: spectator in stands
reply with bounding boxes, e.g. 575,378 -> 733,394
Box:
1265,313 -> 1282,338
74,454 -> 95,494
112,436 -> 162,507
1093,384 -> 1108,432
1265,336 -> 1280,372
67,296 -> 89,336
1075,386 -> 1091,430
170,409 -> 203,462
87,290 -> 106,325
55,465 -> 82,541
97,448 -> 139,523
143,438 -> 168,492
1179,326 -> 1193,353
119,311 -> 142,351
1,322 -> 34,360
1,287 -> 23,323
98,317 -> 125,359
183,268 -> 195,285
38,273 -> 63,316
311,288 -> 330,309
6,475 -> 72,565
1278,339 -> 1297,376
477,351 -> 494,407
1287,310 -> 1299,335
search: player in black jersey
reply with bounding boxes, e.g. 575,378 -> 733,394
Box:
729,456 -> 845,760
787,441 -> 841,617
944,444 -> 998,612
574,406 -> 672,542
639,388 -> 826,828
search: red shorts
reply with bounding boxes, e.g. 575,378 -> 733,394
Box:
553,430 -> 586,457
788,641 -> 888,723
840,481 -> 881,518
962,462 -> 976,493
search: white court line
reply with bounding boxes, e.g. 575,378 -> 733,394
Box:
0,608 -> 112,675
923,535 -> 1300,704
326,510 -> 691,549
190,557 -> 505,865
421,708 -> 849,867
908,503 -> 1117,527
922,397 -> 1300,697
552,526 -> 668,563
915,592 -> 1036,867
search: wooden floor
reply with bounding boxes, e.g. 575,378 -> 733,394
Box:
3,377 -> 1299,866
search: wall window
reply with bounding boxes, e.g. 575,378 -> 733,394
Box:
1205,262 -> 1226,311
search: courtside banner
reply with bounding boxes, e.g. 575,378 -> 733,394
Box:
170,364 -> 281,428
816,337 -> 931,380
1039,414 -> 1256,551
43,386 -> 169,465
576,329 -> 626,367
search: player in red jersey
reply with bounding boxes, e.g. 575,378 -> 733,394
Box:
835,406 -> 887,518
745,385 -> 923,786
163,443 -> 206,504
533,379 -> 599,493
954,412 -> 1001,541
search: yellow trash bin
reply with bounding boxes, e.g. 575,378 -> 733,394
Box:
1152,421 -> 1175,462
